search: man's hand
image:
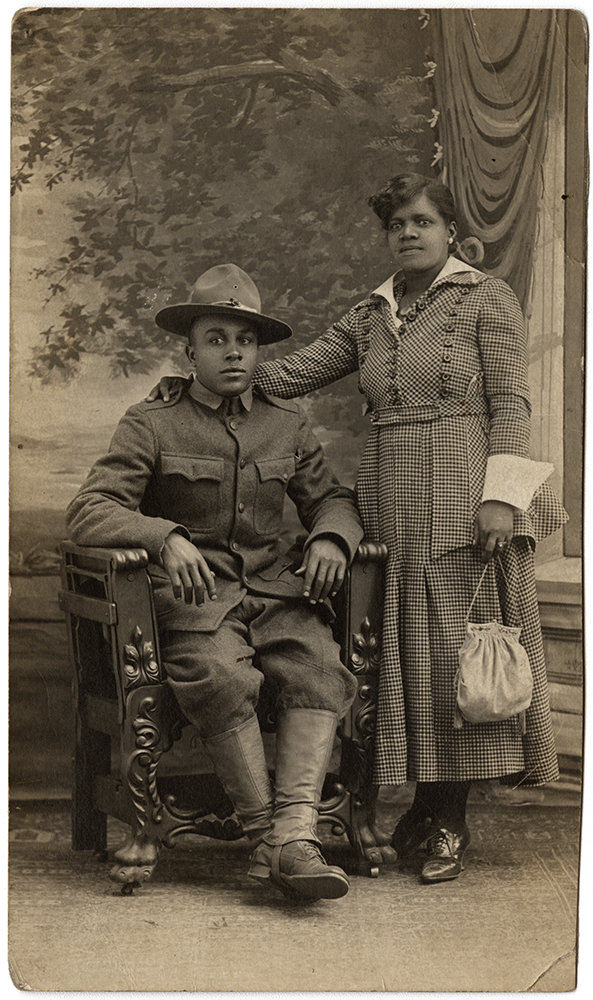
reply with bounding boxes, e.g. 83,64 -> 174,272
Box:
145,375 -> 192,403
473,500 -> 514,564
161,531 -> 217,604
294,537 -> 347,604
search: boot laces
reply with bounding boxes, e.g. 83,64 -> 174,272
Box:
297,841 -> 326,863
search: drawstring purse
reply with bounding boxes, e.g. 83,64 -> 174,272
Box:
454,561 -> 533,733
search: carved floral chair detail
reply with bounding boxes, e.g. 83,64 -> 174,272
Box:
59,539 -> 390,894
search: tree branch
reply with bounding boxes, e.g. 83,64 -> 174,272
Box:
136,51 -> 356,109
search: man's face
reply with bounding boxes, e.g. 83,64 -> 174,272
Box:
187,315 -> 259,397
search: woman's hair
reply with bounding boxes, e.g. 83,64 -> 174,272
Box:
368,173 -> 457,230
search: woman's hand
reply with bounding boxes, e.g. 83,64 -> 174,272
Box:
294,537 -> 347,604
473,500 -> 514,563
161,531 -> 217,604
145,375 -> 192,403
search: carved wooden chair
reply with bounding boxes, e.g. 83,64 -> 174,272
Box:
59,539 -> 389,894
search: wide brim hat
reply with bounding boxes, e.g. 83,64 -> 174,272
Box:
155,263 -> 292,345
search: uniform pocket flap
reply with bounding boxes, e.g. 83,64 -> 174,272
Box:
255,456 -> 295,483
161,454 -> 224,482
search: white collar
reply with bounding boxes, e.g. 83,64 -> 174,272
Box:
372,255 -> 483,310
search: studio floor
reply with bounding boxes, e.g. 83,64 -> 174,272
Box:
7,780 -> 581,994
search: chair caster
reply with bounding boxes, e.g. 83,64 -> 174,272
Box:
109,862 -> 156,891
120,881 -> 142,896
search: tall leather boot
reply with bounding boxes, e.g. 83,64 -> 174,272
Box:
248,709 -> 349,900
202,715 -> 274,844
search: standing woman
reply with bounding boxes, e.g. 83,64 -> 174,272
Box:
151,174 -> 567,882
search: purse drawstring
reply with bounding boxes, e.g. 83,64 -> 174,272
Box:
466,563 -> 489,622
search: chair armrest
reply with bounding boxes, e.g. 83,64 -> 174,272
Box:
60,540 -> 150,572
353,541 -> 388,567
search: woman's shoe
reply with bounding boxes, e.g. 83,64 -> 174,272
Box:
390,810 -> 434,859
421,825 -> 471,883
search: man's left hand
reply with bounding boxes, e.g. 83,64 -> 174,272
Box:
294,537 -> 347,604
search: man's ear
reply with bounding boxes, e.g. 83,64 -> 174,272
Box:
185,342 -> 194,365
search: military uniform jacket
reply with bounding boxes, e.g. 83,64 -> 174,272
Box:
66,388 -> 364,631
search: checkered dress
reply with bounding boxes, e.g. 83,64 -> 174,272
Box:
255,271 -> 568,786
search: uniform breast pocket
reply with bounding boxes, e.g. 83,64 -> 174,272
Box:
160,454 -> 224,531
254,456 -> 295,535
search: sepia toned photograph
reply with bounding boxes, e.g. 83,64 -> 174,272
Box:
9,6 -> 585,993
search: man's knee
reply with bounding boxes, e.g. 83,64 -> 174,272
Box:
273,659 -> 357,718
160,629 -> 263,737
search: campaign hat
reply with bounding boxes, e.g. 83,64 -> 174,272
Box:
155,264 -> 292,344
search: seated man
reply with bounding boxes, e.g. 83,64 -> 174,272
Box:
66,264 -> 363,902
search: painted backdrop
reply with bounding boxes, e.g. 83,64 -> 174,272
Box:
11,7 -> 438,567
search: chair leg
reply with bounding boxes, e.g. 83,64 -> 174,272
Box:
347,781 -> 390,877
72,693 -> 109,854
110,827 -> 161,895
338,729 -> 394,876
109,689 -> 173,894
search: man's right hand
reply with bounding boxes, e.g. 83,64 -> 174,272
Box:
161,531 -> 217,605
145,375 -> 192,403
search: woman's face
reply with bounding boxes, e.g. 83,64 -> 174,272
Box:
387,193 -> 457,277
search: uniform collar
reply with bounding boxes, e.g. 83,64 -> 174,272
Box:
372,255 -> 484,311
188,377 -> 253,412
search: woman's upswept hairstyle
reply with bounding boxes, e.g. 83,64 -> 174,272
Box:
368,173 -> 457,230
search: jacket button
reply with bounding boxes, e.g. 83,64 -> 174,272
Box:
283,473 -> 289,480
229,419 -> 239,430
239,459 -> 246,469
238,502 -> 245,513
232,542 -> 239,551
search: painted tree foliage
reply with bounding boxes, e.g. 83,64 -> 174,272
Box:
12,7 -> 436,453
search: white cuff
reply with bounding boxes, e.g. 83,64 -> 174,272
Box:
481,454 -> 554,511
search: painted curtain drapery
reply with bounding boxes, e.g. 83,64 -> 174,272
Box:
430,9 -> 559,313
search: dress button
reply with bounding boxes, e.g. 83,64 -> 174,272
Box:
443,353 -> 452,363
441,372 -> 451,381
444,339 -> 453,347
238,502 -> 245,513
446,322 -> 455,331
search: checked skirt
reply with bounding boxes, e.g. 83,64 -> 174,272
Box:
357,416 -> 560,788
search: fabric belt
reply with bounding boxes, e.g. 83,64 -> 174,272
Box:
370,398 -> 489,426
